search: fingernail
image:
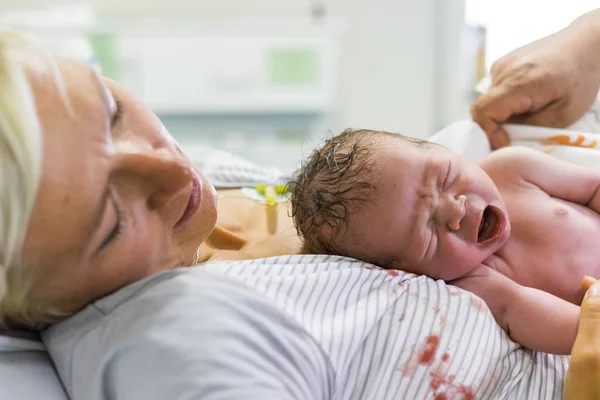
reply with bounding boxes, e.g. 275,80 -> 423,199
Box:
590,282 -> 600,297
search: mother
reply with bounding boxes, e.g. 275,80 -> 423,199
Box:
0,31 -> 298,325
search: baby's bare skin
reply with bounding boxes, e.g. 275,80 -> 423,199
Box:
342,139 -> 600,355
482,155 -> 600,306
449,147 -> 600,354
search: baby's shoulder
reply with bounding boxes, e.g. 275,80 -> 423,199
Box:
480,147 -> 538,169
479,147 -> 539,184
450,263 -> 517,302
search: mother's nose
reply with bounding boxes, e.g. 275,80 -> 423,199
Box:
114,143 -> 192,210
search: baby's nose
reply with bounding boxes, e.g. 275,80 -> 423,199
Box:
447,195 -> 467,231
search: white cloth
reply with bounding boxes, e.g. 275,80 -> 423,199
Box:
187,144 -> 291,188
43,255 -> 567,400
429,120 -> 600,169
0,332 -> 68,400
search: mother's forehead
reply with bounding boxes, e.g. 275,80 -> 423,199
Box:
29,58 -> 107,121
23,59 -> 112,261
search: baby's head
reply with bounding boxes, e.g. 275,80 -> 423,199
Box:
291,129 -> 510,280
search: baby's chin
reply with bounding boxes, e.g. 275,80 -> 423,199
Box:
418,257 -> 477,281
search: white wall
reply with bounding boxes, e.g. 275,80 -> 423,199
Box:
325,0 -> 438,138
467,0 -> 599,69
90,0 -> 449,139
92,0 -> 314,17
435,0 -> 470,129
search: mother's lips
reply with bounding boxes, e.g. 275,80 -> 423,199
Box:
175,176 -> 201,228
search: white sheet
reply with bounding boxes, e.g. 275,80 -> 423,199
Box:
429,119 -> 600,169
184,144 -> 292,188
0,332 -> 67,400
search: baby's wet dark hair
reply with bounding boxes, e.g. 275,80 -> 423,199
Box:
290,128 -> 428,264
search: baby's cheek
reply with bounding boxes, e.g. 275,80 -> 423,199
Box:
439,241 -> 482,280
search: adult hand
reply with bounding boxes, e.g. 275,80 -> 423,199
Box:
564,276 -> 600,400
471,12 -> 600,149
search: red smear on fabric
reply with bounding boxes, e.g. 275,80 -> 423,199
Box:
434,394 -> 448,400
419,335 -> 439,364
430,372 -> 444,390
458,385 -> 474,400
387,269 -> 399,276
470,297 -> 487,312
442,353 -> 450,362
430,370 -> 452,391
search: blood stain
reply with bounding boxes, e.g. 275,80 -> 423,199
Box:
458,385 -> 474,400
419,335 -> 439,365
430,372 -> 444,390
470,297 -> 487,312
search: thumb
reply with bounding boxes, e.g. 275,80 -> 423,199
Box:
583,276 -> 597,292
576,281 -> 600,343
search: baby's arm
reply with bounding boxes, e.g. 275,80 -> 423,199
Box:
482,147 -> 600,213
452,265 -> 579,355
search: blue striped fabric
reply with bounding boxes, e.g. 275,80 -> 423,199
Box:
207,255 -> 567,399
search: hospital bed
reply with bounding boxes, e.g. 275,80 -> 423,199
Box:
3,109 -> 600,399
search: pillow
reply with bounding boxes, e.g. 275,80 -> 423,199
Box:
0,329 -> 68,400
182,144 -> 292,189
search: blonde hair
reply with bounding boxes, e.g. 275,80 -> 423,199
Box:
0,31 -> 67,325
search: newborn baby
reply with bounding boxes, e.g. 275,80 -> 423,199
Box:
291,129 -> 600,355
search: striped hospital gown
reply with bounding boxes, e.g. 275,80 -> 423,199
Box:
44,255 -> 567,400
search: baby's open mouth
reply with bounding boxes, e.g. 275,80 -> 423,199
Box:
477,206 -> 500,243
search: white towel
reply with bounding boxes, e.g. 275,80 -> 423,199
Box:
430,120 -> 600,168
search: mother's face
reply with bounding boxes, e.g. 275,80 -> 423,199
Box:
23,58 -> 218,315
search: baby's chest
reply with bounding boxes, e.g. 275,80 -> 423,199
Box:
500,189 -> 600,300
505,190 -> 600,249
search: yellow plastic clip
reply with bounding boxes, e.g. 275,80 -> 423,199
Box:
256,184 -> 277,206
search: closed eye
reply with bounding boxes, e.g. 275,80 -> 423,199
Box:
423,221 -> 436,260
99,195 -> 125,251
111,100 -> 124,128
442,161 -> 453,190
